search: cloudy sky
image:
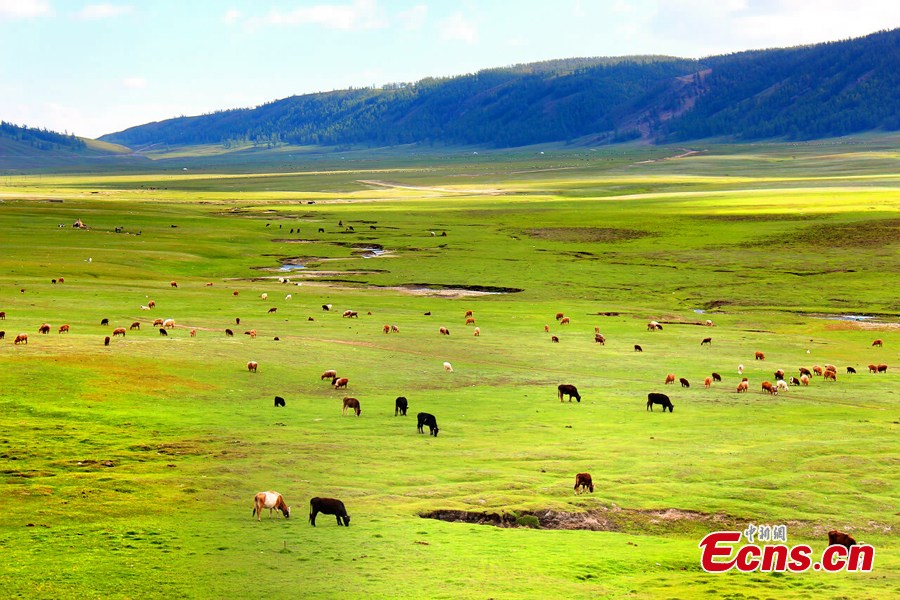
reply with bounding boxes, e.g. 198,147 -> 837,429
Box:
1,0 -> 898,138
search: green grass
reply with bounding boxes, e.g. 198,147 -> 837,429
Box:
0,139 -> 897,598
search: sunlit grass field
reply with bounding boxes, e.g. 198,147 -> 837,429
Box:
0,139 -> 897,598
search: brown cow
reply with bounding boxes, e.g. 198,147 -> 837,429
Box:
465,317 -> 476,325
877,364 -> 888,373
104,336 -> 110,346
439,327 -> 450,336
233,290 -> 239,296
391,324 -> 400,333
594,334 -> 605,344
333,377 -> 349,389
321,369 -> 337,380
58,324 -> 70,334
0,311 -> 5,319
574,473 -> 593,494
148,300 -> 156,309
761,381 -> 777,395
824,370 -> 836,381
800,374 -> 810,386
341,397 -> 361,416
383,324 -> 391,334
551,335 -> 560,343
268,307 -> 277,314
252,491 -> 290,521
130,322 -> 141,330
665,373 -> 675,385
14,333 -> 28,345
799,367 -> 812,377
736,381 -> 749,393
813,365 -> 823,376
755,351 -> 765,361
38,324 -> 50,334
871,339 -> 883,347
700,337 -> 711,346
190,329 -> 197,337
867,364 -> 878,373
170,281 -> 178,288
153,318 -> 164,327
112,328 -> 126,337
560,317 -> 570,325
704,377 -> 712,388
827,530 -> 856,550
225,328 -> 234,337
244,329 -> 257,339
247,361 -> 258,373
465,310 -> 473,318
544,325 -> 550,333
555,312 -> 564,321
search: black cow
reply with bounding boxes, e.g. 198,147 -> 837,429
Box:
789,376 -> 801,386
647,392 -> 674,412
634,344 -> 643,352
846,366 -> 856,374
274,396 -> 286,407
0,331 -> 4,340
701,337 -> 712,346
100,318 -> 109,326
417,412 -> 439,437
827,530 -> 856,550
159,328 -> 168,336
395,396 -> 408,416
711,372 -> 722,382
679,378 -> 690,388
309,497 -> 350,527
557,384 -> 581,403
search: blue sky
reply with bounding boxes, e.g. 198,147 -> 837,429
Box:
2,0 -> 899,138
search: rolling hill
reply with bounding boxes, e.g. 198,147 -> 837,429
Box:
99,29 -> 900,150
0,121 -> 140,170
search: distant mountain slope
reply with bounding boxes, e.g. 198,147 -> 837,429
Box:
0,121 -> 135,169
99,28 -> 900,149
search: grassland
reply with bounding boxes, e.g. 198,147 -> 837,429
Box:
0,138 -> 897,599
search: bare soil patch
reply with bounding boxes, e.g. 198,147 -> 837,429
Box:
523,227 -> 653,243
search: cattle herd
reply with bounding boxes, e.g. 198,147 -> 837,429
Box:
1,280 -> 890,546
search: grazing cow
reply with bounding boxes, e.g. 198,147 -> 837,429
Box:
100,318 -> 108,326
443,362 -> 453,372
309,497 -> 350,527
738,364 -> 744,375
104,336 -> 110,346
322,304 -> 332,311
439,327 -> 450,336
827,530 -> 856,550
712,372 -> 722,382
190,329 -> 197,337
285,294 -> 292,301
342,310 -> 358,318
170,281 -> 178,288
148,300 -> 156,309
333,377 -> 349,389
0,332 -> 4,339
140,305 -> 151,311
465,317 -> 476,325
574,473 -> 594,494
665,373 -> 676,385
634,344 -> 643,352
789,377 -> 801,386
261,293 -> 268,300
755,351 -> 765,361
383,324 -> 391,334
465,310 -> 473,318
236,318 -> 241,325
679,378 -> 690,388
544,325 -> 550,333
705,319 -> 714,327
813,365 -> 823,376
824,364 -> 836,373
877,364 -> 888,373
58,324 -> 70,334
594,334 -> 605,345
14,334 -> 28,345
867,364 -> 878,373
252,491 -> 291,521
646,392 -> 673,412
761,381 -> 777,395
736,381 -> 749,393
395,397 -> 408,416
774,369 -> 785,380
776,380 -> 789,392
206,282 -> 214,287
800,374 -> 810,386
704,377 -> 712,388
417,412 -> 439,436
551,335 -> 560,343
247,361 -> 258,372
38,324 -> 50,334
391,325 -> 400,333
557,384 -> 581,403
268,307 -> 277,314
225,329 -> 234,337
57,277 -> 64,284
153,318 -> 164,327
0,312 -> 5,320
112,328 -> 126,337
274,396 -> 285,407
129,321 -> 141,331
871,339 -> 883,347
473,327 -> 480,337
647,321 -> 661,331
163,319 -> 175,329
318,228 -> 325,233
233,290 -> 239,296
321,370 -> 337,380
342,397 -> 361,416
555,312 -> 564,321
423,312 -> 431,316
701,337 -> 712,346
244,329 -> 257,339
159,328 -> 168,336
824,369 -> 837,381
560,317 -> 570,325
846,366 -> 856,374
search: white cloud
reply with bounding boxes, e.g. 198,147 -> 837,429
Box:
249,0 -> 386,31
397,4 -> 426,30
223,8 -> 241,24
0,0 -> 53,20
122,77 -> 147,89
440,12 -> 477,44
74,4 -> 135,20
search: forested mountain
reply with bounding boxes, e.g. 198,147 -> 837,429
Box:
101,29 -> 900,149
0,121 -> 135,170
